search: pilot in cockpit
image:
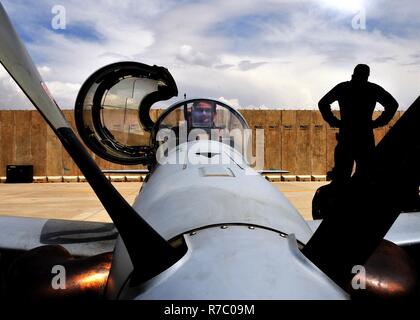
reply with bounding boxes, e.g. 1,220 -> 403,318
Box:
187,100 -> 222,142
191,100 -> 216,128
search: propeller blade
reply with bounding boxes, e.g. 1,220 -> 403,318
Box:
0,3 -> 185,285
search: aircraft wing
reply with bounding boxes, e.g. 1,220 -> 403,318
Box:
307,212 -> 420,247
0,216 -> 117,257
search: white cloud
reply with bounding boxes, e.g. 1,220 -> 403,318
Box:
0,65 -> 34,109
1,0 -> 420,110
45,81 -> 81,108
237,60 -> 267,71
37,65 -> 51,77
218,96 -> 240,108
176,45 -> 217,67
0,66 -> 8,80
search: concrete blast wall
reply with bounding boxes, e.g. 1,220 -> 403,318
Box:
0,109 -> 402,176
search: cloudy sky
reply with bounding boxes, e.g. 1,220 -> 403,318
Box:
1,0 -> 420,110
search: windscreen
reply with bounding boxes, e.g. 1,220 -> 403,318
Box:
155,99 -> 249,154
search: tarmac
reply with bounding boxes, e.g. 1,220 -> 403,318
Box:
0,181 -> 328,222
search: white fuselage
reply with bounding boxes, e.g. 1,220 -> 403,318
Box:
106,140 -> 348,299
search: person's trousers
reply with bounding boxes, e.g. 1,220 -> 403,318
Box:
332,131 -> 375,183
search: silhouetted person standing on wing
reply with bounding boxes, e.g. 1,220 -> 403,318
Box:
319,64 -> 399,184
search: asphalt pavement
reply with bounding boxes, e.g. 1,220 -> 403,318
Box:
0,181 -> 328,222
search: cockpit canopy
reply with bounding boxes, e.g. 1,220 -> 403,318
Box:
154,99 -> 249,153
74,62 -> 249,165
